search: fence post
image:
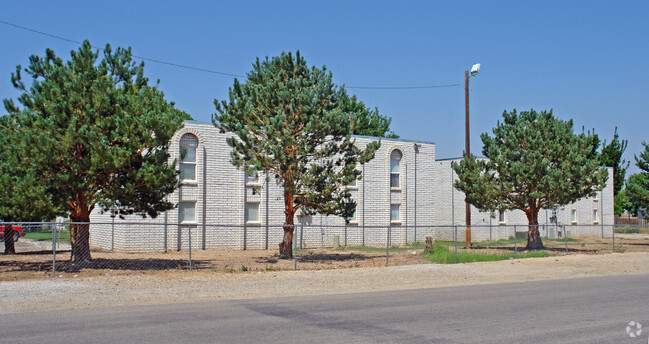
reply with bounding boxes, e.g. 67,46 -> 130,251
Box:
564,225 -> 568,255
454,225 -> 458,264
344,224 -> 347,247
300,223 -> 304,249
293,227 -> 297,271
386,226 -> 391,267
164,212 -> 168,253
243,225 -> 247,251
514,225 -> 517,259
111,216 -> 115,252
188,225 -> 192,271
51,225 -> 56,278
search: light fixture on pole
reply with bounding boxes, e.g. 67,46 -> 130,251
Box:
464,63 -> 480,247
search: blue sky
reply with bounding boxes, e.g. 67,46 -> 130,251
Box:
2,1 -> 648,174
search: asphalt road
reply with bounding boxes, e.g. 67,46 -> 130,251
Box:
2,274 -> 649,343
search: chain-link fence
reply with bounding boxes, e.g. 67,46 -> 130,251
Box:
0,221 -> 631,277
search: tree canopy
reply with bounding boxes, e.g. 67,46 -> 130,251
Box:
625,142 -> 649,216
3,41 -> 188,262
340,93 -> 398,138
600,127 -> 629,196
214,51 -> 379,258
453,109 -> 608,249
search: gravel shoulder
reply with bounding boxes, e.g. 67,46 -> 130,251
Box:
2,252 -> 649,315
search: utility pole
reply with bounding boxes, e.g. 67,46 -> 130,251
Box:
465,69 -> 471,247
464,63 -> 480,247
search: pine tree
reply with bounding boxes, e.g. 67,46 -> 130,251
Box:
453,109 -> 608,249
340,94 -> 398,138
600,127 -> 629,196
3,41 -> 187,262
625,142 -> 649,215
214,51 -> 380,258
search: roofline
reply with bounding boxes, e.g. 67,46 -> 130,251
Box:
183,120 -> 435,145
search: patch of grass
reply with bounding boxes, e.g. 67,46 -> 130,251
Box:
474,236 -> 577,248
23,230 -> 70,242
336,241 -> 426,253
240,265 -> 249,272
614,226 -> 649,234
224,265 -> 235,273
424,242 -> 549,264
264,265 -> 275,271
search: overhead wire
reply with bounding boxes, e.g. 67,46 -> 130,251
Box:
0,20 -> 245,78
1,19 -> 460,89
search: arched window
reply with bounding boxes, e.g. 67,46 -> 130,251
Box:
390,150 -> 402,188
179,134 -> 198,182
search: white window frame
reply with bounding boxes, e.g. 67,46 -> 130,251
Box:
346,178 -> 358,189
498,211 -> 506,224
390,204 -> 401,224
179,201 -> 197,224
593,209 -> 599,224
245,201 -> 261,224
245,170 -> 260,187
570,209 -> 577,224
179,134 -> 198,184
390,150 -> 402,190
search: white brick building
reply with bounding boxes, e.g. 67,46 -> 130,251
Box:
90,121 -> 614,252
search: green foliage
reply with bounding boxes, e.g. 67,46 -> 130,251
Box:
214,51 -> 379,223
614,189 -> 630,216
600,127 -> 629,195
3,41 -> 187,221
340,94 -> 398,138
424,242 -> 549,264
0,115 -> 61,222
625,142 -> 649,215
24,230 -> 71,242
453,109 -> 608,249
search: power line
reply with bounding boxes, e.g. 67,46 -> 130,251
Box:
1,19 -> 461,89
347,84 -> 461,90
0,20 -> 244,78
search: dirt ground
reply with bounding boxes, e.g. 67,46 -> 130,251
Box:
0,235 -> 644,282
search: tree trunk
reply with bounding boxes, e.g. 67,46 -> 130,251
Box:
70,204 -> 92,263
4,223 -> 16,254
525,210 -> 545,250
279,224 -> 294,259
279,191 -> 296,259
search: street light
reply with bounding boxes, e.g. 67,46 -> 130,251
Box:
464,63 -> 480,247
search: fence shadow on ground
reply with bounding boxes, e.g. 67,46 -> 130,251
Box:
254,252 -> 381,264
0,258 -> 200,273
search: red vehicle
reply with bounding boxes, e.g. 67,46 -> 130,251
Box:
0,224 -> 24,242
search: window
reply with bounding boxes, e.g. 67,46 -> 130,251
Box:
245,170 -> 260,186
348,209 -> 357,224
390,204 -> 400,223
179,202 -> 196,223
498,211 -> 506,224
390,150 -> 402,188
593,209 -> 599,223
179,134 -> 198,182
571,209 -> 577,223
245,202 -> 260,223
